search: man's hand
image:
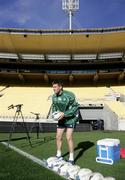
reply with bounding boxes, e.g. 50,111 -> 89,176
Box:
58,112 -> 64,120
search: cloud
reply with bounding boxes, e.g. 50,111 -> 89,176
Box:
0,0 -> 65,28
0,0 -> 48,27
0,0 -> 31,26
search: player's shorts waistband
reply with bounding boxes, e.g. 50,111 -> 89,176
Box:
57,123 -> 76,129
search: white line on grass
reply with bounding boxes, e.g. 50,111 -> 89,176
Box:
1,142 -> 45,166
1,142 -> 66,179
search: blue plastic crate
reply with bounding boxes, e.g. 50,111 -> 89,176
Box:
96,138 -> 120,165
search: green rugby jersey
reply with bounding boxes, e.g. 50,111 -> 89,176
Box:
52,90 -> 79,125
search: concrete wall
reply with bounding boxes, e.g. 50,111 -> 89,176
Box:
0,121 -> 91,133
118,118 -> 125,130
120,94 -> 125,102
79,104 -> 119,130
103,104 -> 118,130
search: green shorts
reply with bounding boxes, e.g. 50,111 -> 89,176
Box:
57,120 -> 76,129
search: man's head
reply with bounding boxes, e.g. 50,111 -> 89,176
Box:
52,80 -> 63,94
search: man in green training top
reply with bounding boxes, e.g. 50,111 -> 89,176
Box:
52,80 -> 79,165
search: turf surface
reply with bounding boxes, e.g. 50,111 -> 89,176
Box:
0,131 -> 125,180
0,143 -> 64,180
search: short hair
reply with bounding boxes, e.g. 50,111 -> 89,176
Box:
52,80 -> 63,87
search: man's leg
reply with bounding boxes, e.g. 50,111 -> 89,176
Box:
66,128 -> 74,162
56,128 -> 65,157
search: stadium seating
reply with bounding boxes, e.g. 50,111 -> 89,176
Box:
0,86 -> 52,119
65,87 -> 110,101
0,86 -> 124,120
105,101 -> 125,118
111,86 -> 125,95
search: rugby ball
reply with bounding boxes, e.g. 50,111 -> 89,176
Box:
59,162 -> 73,176
46,156 -> 58,168
89,172 -> 104,180
76,168 -> 93,180
52,111 -> 61,121
52,160 -> 67,172
67,165 -> 80,179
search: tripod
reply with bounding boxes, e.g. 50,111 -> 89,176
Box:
7,104 -> 32,148
30,112 -> 45,140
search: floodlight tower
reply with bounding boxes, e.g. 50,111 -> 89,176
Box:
62,0 -> 79,31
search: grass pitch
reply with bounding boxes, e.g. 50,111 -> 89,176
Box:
0,131 -> 125,180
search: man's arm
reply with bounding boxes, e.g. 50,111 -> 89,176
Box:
52,95 -> 58,113
52,103 -> 57,113
64,95 -> 79,118
52,101 -> 65,120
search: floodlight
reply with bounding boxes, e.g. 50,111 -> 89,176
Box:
62,0 -> 79,30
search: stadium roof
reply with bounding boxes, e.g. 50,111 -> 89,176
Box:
0,27 -> 124,86
0,27 -> 125,56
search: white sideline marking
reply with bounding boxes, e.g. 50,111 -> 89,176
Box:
1,142 -> 45,166
1,142 -> 66,179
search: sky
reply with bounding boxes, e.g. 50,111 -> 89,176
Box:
0,0 -> 125,29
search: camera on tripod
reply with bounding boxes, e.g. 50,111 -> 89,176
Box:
8,104 -> 23,112
7,103 -> 32,148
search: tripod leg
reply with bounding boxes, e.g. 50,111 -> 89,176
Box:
20,111 -> 32,147
29,122 -> 35,133
36,123 -> 39,139
39,122 -> 45,142
8,111 -> 18,148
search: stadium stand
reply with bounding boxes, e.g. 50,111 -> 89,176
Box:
65,87 -> 110,101
0,85 -> 124,119
105,101 -> 125,118
0,86 -> 52,119
0,28 -> 125,131
111,86 -> 125,95
0,85 -> 124,132
0,86 -> 123,117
